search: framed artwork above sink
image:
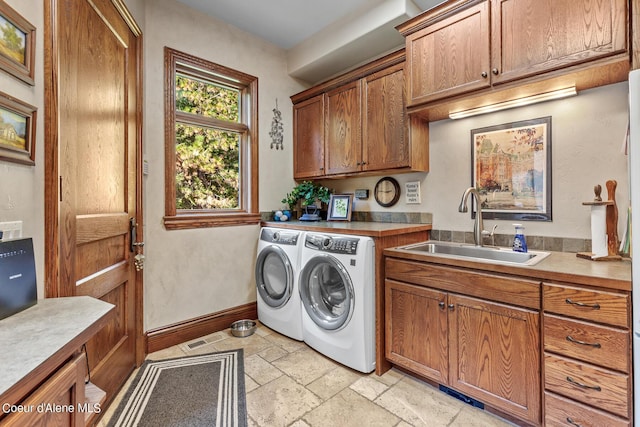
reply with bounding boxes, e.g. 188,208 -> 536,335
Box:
471,116 -> 552,221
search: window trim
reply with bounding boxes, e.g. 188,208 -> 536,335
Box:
164,47 -> 260,229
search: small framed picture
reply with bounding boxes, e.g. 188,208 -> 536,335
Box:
0,90 -> 37,165
0,2 -> 36,85
327,194 -> 353,221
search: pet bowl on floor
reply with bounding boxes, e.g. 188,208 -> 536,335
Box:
230,319 -> 257,337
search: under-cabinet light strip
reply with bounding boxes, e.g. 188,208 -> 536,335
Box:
448,86 -> 578,120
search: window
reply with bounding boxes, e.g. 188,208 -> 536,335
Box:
164,47 -> 259,229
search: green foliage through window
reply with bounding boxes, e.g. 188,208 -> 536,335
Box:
174,74 -> 242,210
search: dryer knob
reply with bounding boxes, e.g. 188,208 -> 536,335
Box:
322,238 -> 332,248
273,231 -> 280,241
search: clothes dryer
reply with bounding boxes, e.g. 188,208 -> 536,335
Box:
299,232 -> 375,373
255,227 -> 304,340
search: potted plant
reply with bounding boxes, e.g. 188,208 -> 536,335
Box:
281,181 -> 332,220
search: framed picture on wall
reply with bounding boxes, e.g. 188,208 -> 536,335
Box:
327,194 -> 354,221
471,116 -> 552,221
0,90 -> 36,165
0,1 -> 35,85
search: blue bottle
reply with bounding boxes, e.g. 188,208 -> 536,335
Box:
512,224 -> 528,253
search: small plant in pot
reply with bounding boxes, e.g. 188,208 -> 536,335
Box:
281,181 -> 332,221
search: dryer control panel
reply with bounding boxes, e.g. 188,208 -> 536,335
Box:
305,233 -> 359,255
260,228 -> 299,245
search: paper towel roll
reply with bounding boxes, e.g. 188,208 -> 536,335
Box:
591,205 -> 608,258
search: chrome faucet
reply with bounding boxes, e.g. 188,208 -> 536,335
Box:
458,187 -> 486,246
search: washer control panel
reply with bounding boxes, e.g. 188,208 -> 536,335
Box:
305,233 -> 359,255
260,228 -> 299,245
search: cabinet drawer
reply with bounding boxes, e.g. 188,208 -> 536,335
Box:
543,283 -> 629,327
545,392 -> 630,427
544,314 -> 630,372
544,354 -> 629,417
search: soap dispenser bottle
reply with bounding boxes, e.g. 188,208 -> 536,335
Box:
512,224 -> 528,253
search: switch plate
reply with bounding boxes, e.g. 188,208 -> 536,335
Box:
0,221 -> 23,241
354,189 -> 369,199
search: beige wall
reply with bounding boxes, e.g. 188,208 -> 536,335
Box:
324,82 -> 630,239
0,0 -> 629,332
142,0 -> 307,330
0,0 -> 44,296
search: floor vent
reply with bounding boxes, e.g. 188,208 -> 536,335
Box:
186,339 -> 207,349
438,385 -> 484,409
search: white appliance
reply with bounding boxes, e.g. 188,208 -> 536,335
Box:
255,227 -> 304,340
630,69 -> 640,425
298,232 -> 376,373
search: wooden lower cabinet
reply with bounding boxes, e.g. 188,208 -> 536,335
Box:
542,282 -> 633,424
1,354 -> 87,427
385,278 -> 540,424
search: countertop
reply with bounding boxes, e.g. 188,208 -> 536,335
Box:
261,220 -> 432,238
384,245 -> 632,291
0,296 -> 114,402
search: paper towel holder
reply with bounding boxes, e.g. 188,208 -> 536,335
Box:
577,180 -> 622,261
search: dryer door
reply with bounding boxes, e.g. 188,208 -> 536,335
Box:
300,254 -> 354,331
255,246 -> 294,308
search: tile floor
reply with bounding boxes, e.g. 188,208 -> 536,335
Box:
98,322 -> 516,427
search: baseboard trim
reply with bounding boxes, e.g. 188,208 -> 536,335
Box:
146,302 -> 258,354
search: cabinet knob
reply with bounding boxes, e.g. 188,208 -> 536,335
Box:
356,162 -> 361,166
319,167 -> 324,171
438,301 -> 445,309
481,71 -> 488,78
448,304 -> 454,311
492,68 -> 499,75
361,161 -> 366,165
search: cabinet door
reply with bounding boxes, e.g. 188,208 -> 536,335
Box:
491,0 -> 628,85
405,1 -> 490,105
325,81 -> 362,175
448,294 -> 540,424
1,354 -> 86,427
385,280 -> 448,384
362,64 -> 408,171
293,94 -> 325,179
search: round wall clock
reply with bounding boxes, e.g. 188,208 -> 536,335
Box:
374,177 -> 400,207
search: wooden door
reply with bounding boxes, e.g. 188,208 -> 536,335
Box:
491,0 -> 628,85
385,280 -> 448,384
448,294 -> 540,424
405,1 -> 490,105
44,0 -> 143,405
293,94 -> 325,179
325,81 -> 362,175
362,63 -> 408,172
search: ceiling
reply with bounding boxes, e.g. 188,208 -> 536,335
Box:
176,0 -> 446,84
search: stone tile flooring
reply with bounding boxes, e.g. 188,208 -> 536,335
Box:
98,322 -> 515,427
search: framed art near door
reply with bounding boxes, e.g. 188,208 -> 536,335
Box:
471,117 -> 552,221
0,90 -> 36,165
0,1 -> 35,85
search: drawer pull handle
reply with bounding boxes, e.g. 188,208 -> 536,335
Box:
566,335 -> 601,348
565,298 -> 600,310
566,417 -> 582,427
566,376 -> 601,391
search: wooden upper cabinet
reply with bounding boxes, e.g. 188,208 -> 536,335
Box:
293,94 -> 325,179
325,81 -> 362,175
399,0 -> 630,108
491,0 -> 628,85
405,1 -> 490,105
363,63 -> 410,171
291,50 -> 429,179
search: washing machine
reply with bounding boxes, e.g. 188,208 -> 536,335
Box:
255,227 -> 304,340
299,232 -> 376,373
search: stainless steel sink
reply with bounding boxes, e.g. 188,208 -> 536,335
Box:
397,241 -> 550,266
